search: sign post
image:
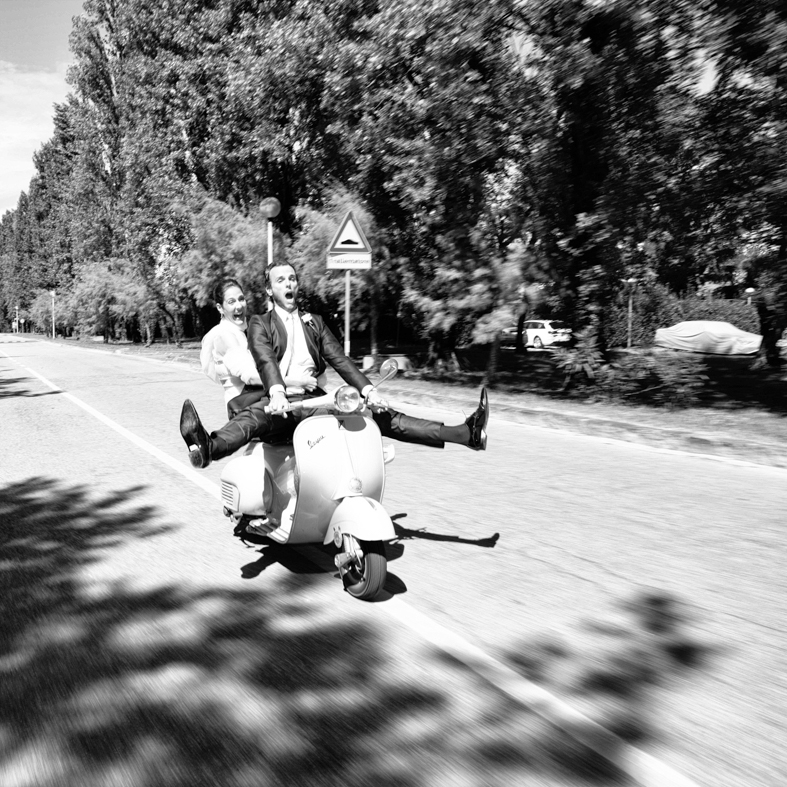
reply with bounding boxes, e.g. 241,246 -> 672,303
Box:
260,197 -> 281,266
326,211 -> 372,356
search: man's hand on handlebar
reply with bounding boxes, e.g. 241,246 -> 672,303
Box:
269,390 -> 291,417
365,388 -> 390,411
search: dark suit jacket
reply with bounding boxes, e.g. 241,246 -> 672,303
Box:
247,310 -> 370,395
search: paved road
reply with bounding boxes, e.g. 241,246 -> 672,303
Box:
1,335 -> 785,787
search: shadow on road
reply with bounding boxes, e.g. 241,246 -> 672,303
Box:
392,513 -> 500,548
1,476 -> 691,786
239,540 -> 410,603
0,374 -> 59,399
239,542 -> 327,579
498,590 -> 711,774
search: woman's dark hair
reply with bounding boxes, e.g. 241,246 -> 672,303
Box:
212,278 -> 244,306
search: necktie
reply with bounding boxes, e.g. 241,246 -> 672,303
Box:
282,313 -> 296,376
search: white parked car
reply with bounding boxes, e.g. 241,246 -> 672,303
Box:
502,319 -> 573,349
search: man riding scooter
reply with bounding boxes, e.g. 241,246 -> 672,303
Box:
180,262 -> 489,471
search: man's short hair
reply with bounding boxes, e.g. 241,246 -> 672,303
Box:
264,262 -> 298,286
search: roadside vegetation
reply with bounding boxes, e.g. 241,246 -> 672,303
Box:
2,0 -> 787,387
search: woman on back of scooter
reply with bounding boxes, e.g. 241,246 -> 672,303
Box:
199,277 -> 322,416
180,262 -> 489,466
199,279 -> 260,414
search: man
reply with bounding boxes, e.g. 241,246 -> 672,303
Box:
180,262 -> 489,467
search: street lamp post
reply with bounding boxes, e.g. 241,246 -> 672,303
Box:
622,278 -> 637,349
15,304 -> 19,334
259,197 -> 282,267
49,290 -> 56,339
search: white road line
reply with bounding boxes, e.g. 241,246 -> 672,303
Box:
2,351 -> 220,500
382,599 -> 701,787
3,349 -> 701,787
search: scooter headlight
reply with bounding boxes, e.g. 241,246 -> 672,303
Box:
335,385 -> 361,413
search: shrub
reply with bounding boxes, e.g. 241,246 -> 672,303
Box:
552,326 -> 606,391
604,283 -> 684,349
605,284 -> 761,348
554,327 -> 708,408
604,351 -> 708,408
680,299 -> 759,333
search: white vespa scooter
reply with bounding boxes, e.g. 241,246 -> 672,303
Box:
219,360 -> 400,600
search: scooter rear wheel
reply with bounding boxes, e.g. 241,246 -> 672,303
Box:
343,540 -> 387,601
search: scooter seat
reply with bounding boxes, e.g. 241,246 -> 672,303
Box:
261,436 -> 294,446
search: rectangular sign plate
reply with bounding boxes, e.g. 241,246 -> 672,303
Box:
327,253 -> 372,270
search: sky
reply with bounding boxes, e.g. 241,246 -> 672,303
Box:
0,0 -> 85,214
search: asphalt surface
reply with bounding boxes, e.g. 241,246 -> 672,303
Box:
3,333 -> 787,787
66,335 -> 787,469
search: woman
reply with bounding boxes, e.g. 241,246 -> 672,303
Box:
200,279 -> 263,412
200,279 -> 316,415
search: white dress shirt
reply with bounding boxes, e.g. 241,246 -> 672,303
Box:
269,307 -> 371,399
269,306 -> 326,396
200,318 -> 261,405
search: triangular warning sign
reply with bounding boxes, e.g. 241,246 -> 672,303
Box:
328,211 -> 372,254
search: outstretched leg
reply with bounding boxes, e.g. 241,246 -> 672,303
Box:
180,400 -> 213,468
180,399 -> 294,468
373,388 -> 489,451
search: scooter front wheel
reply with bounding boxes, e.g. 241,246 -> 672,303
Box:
343,540 -> 387,601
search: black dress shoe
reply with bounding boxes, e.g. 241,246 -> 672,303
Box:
465,387 -> 489,451
180,399 -> 212,468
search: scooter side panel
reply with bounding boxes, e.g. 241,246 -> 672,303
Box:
263,444 -> 298,543
219,452 -> 269,516
288,414 -> 385,544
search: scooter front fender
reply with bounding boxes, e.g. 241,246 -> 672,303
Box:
323,496 -> 396,546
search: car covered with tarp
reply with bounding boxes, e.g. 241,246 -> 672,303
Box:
654,320 -> 762,355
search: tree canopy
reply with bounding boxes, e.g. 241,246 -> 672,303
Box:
1,0 -> 785,361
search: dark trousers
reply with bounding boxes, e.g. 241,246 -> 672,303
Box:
212,394 -> 445,460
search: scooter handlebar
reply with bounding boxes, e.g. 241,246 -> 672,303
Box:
261,361 -> 397,416
262,389 -> 355,416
